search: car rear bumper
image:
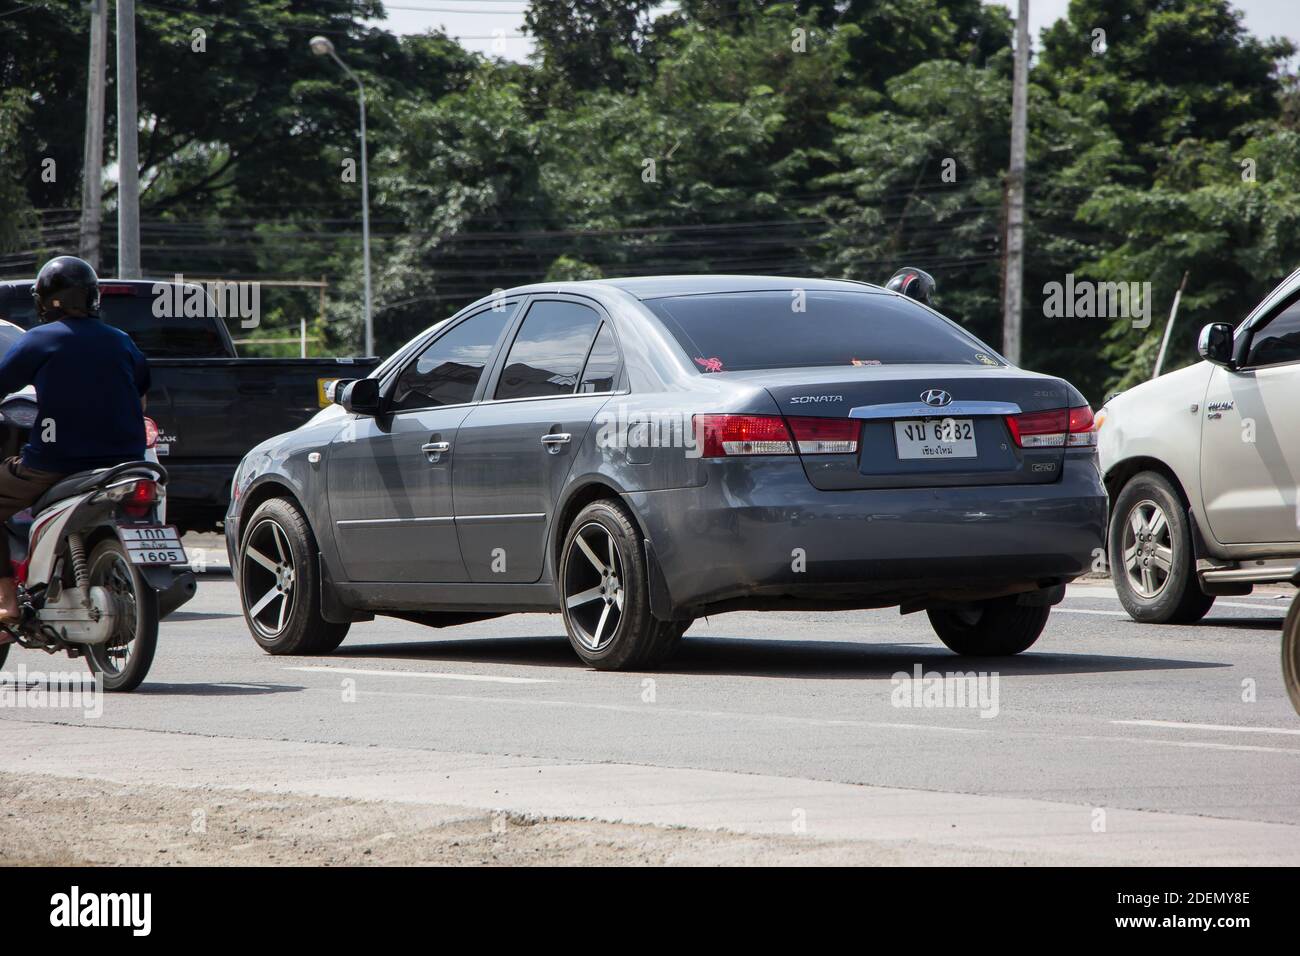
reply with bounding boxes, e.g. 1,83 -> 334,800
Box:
624,458 -> 1106,615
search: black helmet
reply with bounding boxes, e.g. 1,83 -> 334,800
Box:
32,255 -> 100,321
885,266 -> 936,307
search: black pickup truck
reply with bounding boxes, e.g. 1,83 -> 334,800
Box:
0,278 -> 378,531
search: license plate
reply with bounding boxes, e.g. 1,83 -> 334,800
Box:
121,525 -> 188,565
894,418 -> 977,459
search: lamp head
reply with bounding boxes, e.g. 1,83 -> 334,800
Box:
309,36 -> 334,57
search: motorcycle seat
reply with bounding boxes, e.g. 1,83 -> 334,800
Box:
32,461 -> 166,516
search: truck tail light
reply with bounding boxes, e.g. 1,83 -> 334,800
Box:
785,417 -> 860,454
1005,406 -> 1095,449
143,416 -> 159,449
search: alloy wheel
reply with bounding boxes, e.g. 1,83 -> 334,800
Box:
242,518 -> 296,637
563,521 -> 625,651
1122,498 -> 1174,598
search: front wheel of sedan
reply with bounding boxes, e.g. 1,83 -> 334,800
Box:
1108,471 -> 1214,624
927,597 -> 1050,656
560,500 -> 684,670
239,497 -> 349,655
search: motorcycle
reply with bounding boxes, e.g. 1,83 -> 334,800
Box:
0,389 -> 196,691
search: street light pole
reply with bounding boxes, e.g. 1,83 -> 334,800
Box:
310,36 -> 373,357
116,0 -> 142,278
1001,0 -> 1030,366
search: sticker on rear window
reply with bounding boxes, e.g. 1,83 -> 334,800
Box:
694,356 -> 724,373
851,358 -> 881,366
974,352 -> 998,366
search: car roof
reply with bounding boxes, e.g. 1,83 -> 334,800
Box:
502,275 -> 887,301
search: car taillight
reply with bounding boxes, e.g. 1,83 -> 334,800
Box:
1066,404 -> 1097,446
143,416 -> 159,449
785,417 -> 860,454
1005,405 -> 1096,449
694,414 -> 795,457
122,479 -> 158,518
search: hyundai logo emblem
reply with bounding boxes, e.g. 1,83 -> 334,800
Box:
920,388 -> 952,408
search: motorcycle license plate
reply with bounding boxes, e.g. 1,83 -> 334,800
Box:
121,526 -> 187,566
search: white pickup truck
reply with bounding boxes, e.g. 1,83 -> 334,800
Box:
1098,267 -> 1300,623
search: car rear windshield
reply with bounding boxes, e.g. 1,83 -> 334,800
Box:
643,290 -> 1001,373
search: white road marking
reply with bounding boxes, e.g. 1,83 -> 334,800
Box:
1113,719 -> 1300,737
1067,584 -> 1289,613
283,665 -> 554,685
355,690 -> 988,734
1054,608 -> 1126,616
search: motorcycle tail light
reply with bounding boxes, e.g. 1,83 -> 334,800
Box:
122,479 -> 158,518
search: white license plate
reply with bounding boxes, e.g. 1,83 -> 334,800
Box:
121,525 -> 188,565
894,419 -> 978,459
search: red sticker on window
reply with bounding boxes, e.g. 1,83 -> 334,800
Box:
694,356 -> 724,373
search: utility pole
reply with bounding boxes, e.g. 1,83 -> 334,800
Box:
1001,0 -> 1030,366
116,0 -> 142,278
78,0 -> 108,269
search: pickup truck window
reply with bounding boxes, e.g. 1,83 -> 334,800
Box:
99,295 -> 231,358
1247,295 -> 1300,368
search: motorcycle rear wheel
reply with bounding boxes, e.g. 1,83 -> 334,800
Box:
84,539 -> 158,692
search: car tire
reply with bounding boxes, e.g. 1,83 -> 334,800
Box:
559,499 -> 685,670
927,597 -> 1050,655
239,497 -> 349,655
1109,471 -> 1214,624
1284,595 -> 1300,717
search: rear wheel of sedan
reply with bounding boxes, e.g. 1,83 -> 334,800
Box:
239,497 -> 349,655
927,597 -> 1050,656
1109,471 -> 1214,624
560,499 -> 684,670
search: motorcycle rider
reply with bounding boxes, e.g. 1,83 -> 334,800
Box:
0,256 -> 150,627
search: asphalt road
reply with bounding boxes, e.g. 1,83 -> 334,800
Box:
3,573 -> 1299,863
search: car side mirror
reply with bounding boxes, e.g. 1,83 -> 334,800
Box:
1197,322 -> 1235,368
337,377 -> 382,416
885,267 -> 936,307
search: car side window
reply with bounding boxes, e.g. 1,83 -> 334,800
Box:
1246,295 -> 1300,368
495,300 -> 602,401
390,307 -> 513,412
578,322 -> 621,393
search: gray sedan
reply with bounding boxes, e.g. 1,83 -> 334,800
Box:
226,276 -> 1106,669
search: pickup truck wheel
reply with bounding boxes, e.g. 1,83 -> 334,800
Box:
1109,472 -> 1214,624
1284,596 -> 1300,717
239,498 -> 349,655
927,597 -> 1050,655
560,500 -> 685,670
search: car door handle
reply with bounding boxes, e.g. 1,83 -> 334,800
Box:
541,432 -> 571,454
421,441 -> 451,462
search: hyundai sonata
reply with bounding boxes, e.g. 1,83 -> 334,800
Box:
226,275 -> 1106,669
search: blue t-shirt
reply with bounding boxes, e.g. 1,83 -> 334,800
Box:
0,317 -> 151,474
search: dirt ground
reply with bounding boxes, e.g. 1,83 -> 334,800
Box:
0,772 -> 1042,866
